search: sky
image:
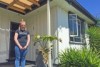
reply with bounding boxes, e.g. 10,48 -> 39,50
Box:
77,0 -> 100,18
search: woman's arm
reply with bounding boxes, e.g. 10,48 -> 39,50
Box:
24,34 -> 30,49
14,32 -> 23,49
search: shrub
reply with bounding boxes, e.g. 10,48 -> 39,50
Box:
59,48 -> 100,67
87,26 -> 100,52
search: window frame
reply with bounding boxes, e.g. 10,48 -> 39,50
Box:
68,13 -> 85,43
69,14 -> 79,37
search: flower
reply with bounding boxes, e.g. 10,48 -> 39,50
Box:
36,35 -> 41,39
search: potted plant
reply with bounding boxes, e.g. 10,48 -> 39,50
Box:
34,35 -> 62,65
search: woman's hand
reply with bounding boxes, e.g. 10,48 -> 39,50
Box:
19,45 -> 23,50
23,46 -> 27,49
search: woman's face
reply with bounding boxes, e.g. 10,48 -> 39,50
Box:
20,21 -> 26,30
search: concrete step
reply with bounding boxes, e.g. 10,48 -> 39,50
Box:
25,64 -> 36,67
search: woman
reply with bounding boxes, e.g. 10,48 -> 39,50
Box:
14,20 -> 30,67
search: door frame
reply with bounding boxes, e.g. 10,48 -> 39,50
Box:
9,22 -> 19,59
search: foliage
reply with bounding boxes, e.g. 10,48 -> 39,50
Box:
34,35 -> 61,63
87,26 -> 100,52
59,48 -> 100,67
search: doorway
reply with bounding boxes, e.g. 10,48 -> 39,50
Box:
9,22 -> 19,59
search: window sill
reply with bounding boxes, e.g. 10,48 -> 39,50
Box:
69,41 -> 86,45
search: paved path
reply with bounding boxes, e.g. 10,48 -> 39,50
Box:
0,64 -> 36,67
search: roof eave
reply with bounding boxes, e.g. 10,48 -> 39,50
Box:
66,0 -> 97,24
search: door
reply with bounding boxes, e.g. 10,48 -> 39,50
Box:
9,22 -> 19,59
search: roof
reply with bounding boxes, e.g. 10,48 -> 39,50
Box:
0,0 -> 97,23
66,0 -> 97,23
0,0 -> 46,14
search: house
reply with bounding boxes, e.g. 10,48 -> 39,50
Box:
0,0 -> 96,65
96,20 -> 100,26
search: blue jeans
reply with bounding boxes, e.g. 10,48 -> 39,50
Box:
15,46 -> 28,67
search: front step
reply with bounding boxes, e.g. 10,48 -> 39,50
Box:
0,60 -> 36,67
25,64 -> 36,67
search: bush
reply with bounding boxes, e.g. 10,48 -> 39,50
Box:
59,48 -> 100,67
87,26 -> 100,52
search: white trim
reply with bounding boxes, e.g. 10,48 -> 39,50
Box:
69,15 -> 85,43
47,0 -> 52,67
69,14 -> 78,36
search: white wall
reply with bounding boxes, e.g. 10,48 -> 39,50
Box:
56,6 -> 90,52
0,5 -> 58,63
23,6 -> 58,61
0,2 -> 91,63
85,22 -> 90,49
0,8 -> 23,63
56,7 -> 70,52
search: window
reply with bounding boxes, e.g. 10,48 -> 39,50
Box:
69,14 -> 78,36
69,14 -> 85,43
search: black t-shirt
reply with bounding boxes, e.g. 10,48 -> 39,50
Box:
15,29 -> 29,47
